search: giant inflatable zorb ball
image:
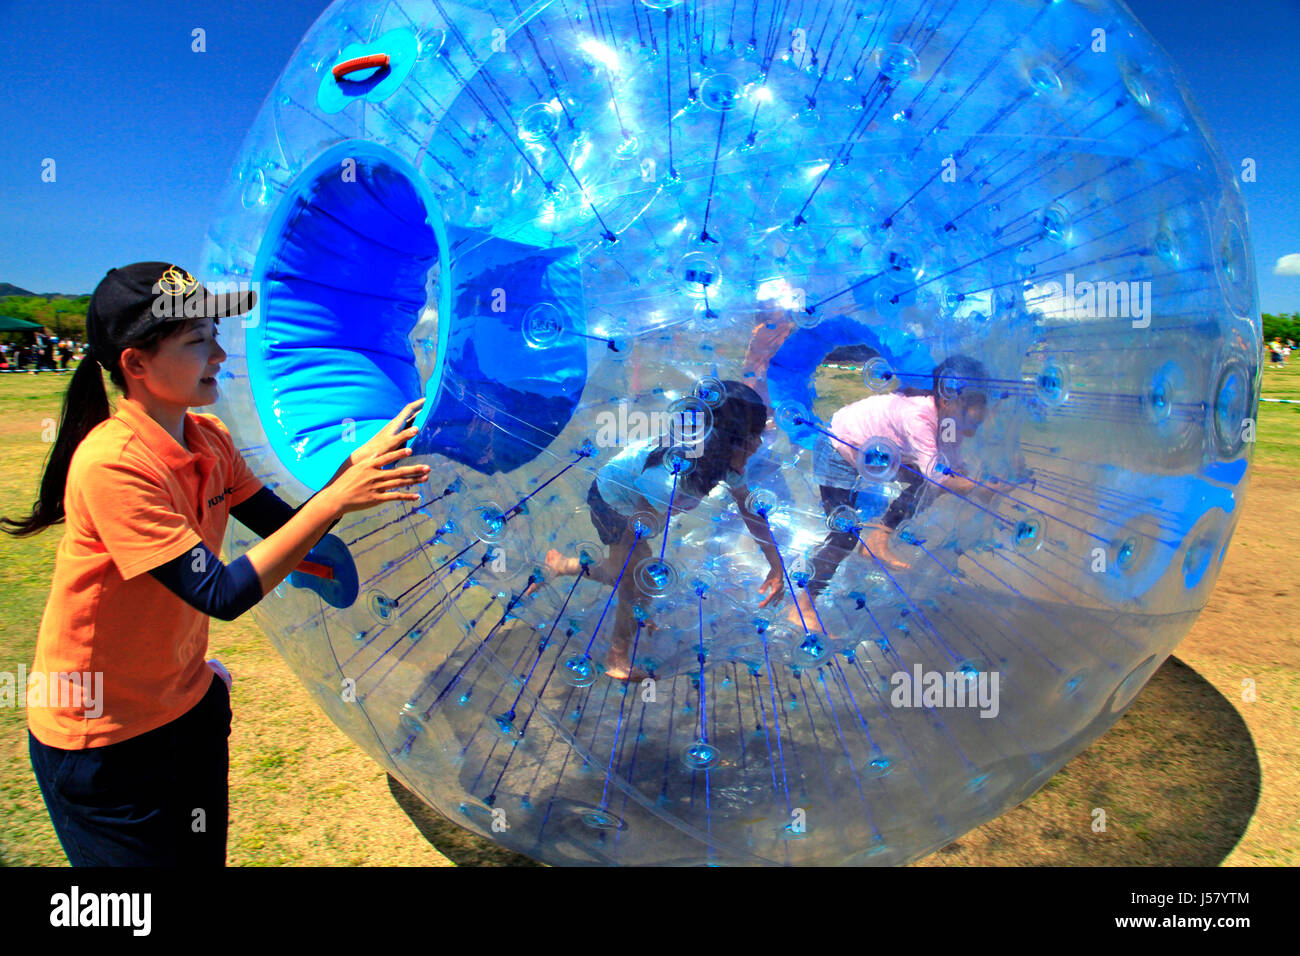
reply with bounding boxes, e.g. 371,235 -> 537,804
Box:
202,0 -> 1260,865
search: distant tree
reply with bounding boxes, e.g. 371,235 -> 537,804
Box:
1262,312 -> 1300,343
0,295 -> 88,345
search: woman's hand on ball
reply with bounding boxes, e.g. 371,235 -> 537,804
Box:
346,397 -> 426,469
325,446 -> 431,515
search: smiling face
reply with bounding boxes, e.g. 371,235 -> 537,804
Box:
120,316 -> 226,409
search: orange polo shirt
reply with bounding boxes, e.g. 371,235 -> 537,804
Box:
28,398 -> 264,749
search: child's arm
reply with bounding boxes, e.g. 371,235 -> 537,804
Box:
934,467 -> 1007,504
728,486 -> 785,608
729,487 -> 781,561
936,472 -> 984,498
148,542 -> 264,622
915,415 -> 997,503
230,486 -> 333,540
241,493 -> 349,595
239,399 -> 426,591
229,456 -> 351,540
147,459 -> 375,622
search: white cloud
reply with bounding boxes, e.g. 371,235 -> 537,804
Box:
1275,253 -> 1300,276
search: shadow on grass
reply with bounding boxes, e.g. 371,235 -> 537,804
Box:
387,656 -> 1258,866
915,656 -> 1261,866
386,774 -> 541,867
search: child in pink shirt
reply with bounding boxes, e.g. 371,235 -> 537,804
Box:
792,356 -> 991,627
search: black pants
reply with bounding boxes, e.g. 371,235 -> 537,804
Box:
587,479 -> 631,546
29,672 -> 231,866
806,468 -> 928,597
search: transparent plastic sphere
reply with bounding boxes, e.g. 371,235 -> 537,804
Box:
204,0 -> 1261,866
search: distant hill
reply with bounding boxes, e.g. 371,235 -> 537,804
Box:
0,285 -> 88,298
0,288 -> 90,340
824,343 -> 880,364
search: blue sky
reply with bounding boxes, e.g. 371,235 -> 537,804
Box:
2,0 -> 1297,313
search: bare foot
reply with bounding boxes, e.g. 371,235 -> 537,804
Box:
785,592 -> 840,643
859,528 -> 911,571
786,592 -> 817,631
604,664 -> 651,683
544,549 -> 584,577
603,651 -> 651,683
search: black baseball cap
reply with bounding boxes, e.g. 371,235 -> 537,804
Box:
85,262 -> 257,366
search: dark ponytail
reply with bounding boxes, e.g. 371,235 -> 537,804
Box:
1,322 -> 180,537
644,380 -> 768,498
1,357 -> 112,536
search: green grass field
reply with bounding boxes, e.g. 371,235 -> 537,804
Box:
1253,364 -> 1300,467
1,359 -> 1296,866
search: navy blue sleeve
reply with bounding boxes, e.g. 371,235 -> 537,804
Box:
147,543 -> 264,622
230,485 -> 342,539
151,487 -> 342,619
229,486 -> 298,539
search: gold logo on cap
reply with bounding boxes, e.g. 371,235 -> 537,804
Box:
158,266 -> 200,296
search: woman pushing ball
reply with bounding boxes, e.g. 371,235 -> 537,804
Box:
2,262 -> 432,866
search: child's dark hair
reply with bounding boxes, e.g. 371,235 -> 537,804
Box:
645,380 -> 768,499
931,355 -> 989,404
1,320 -> 202,537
